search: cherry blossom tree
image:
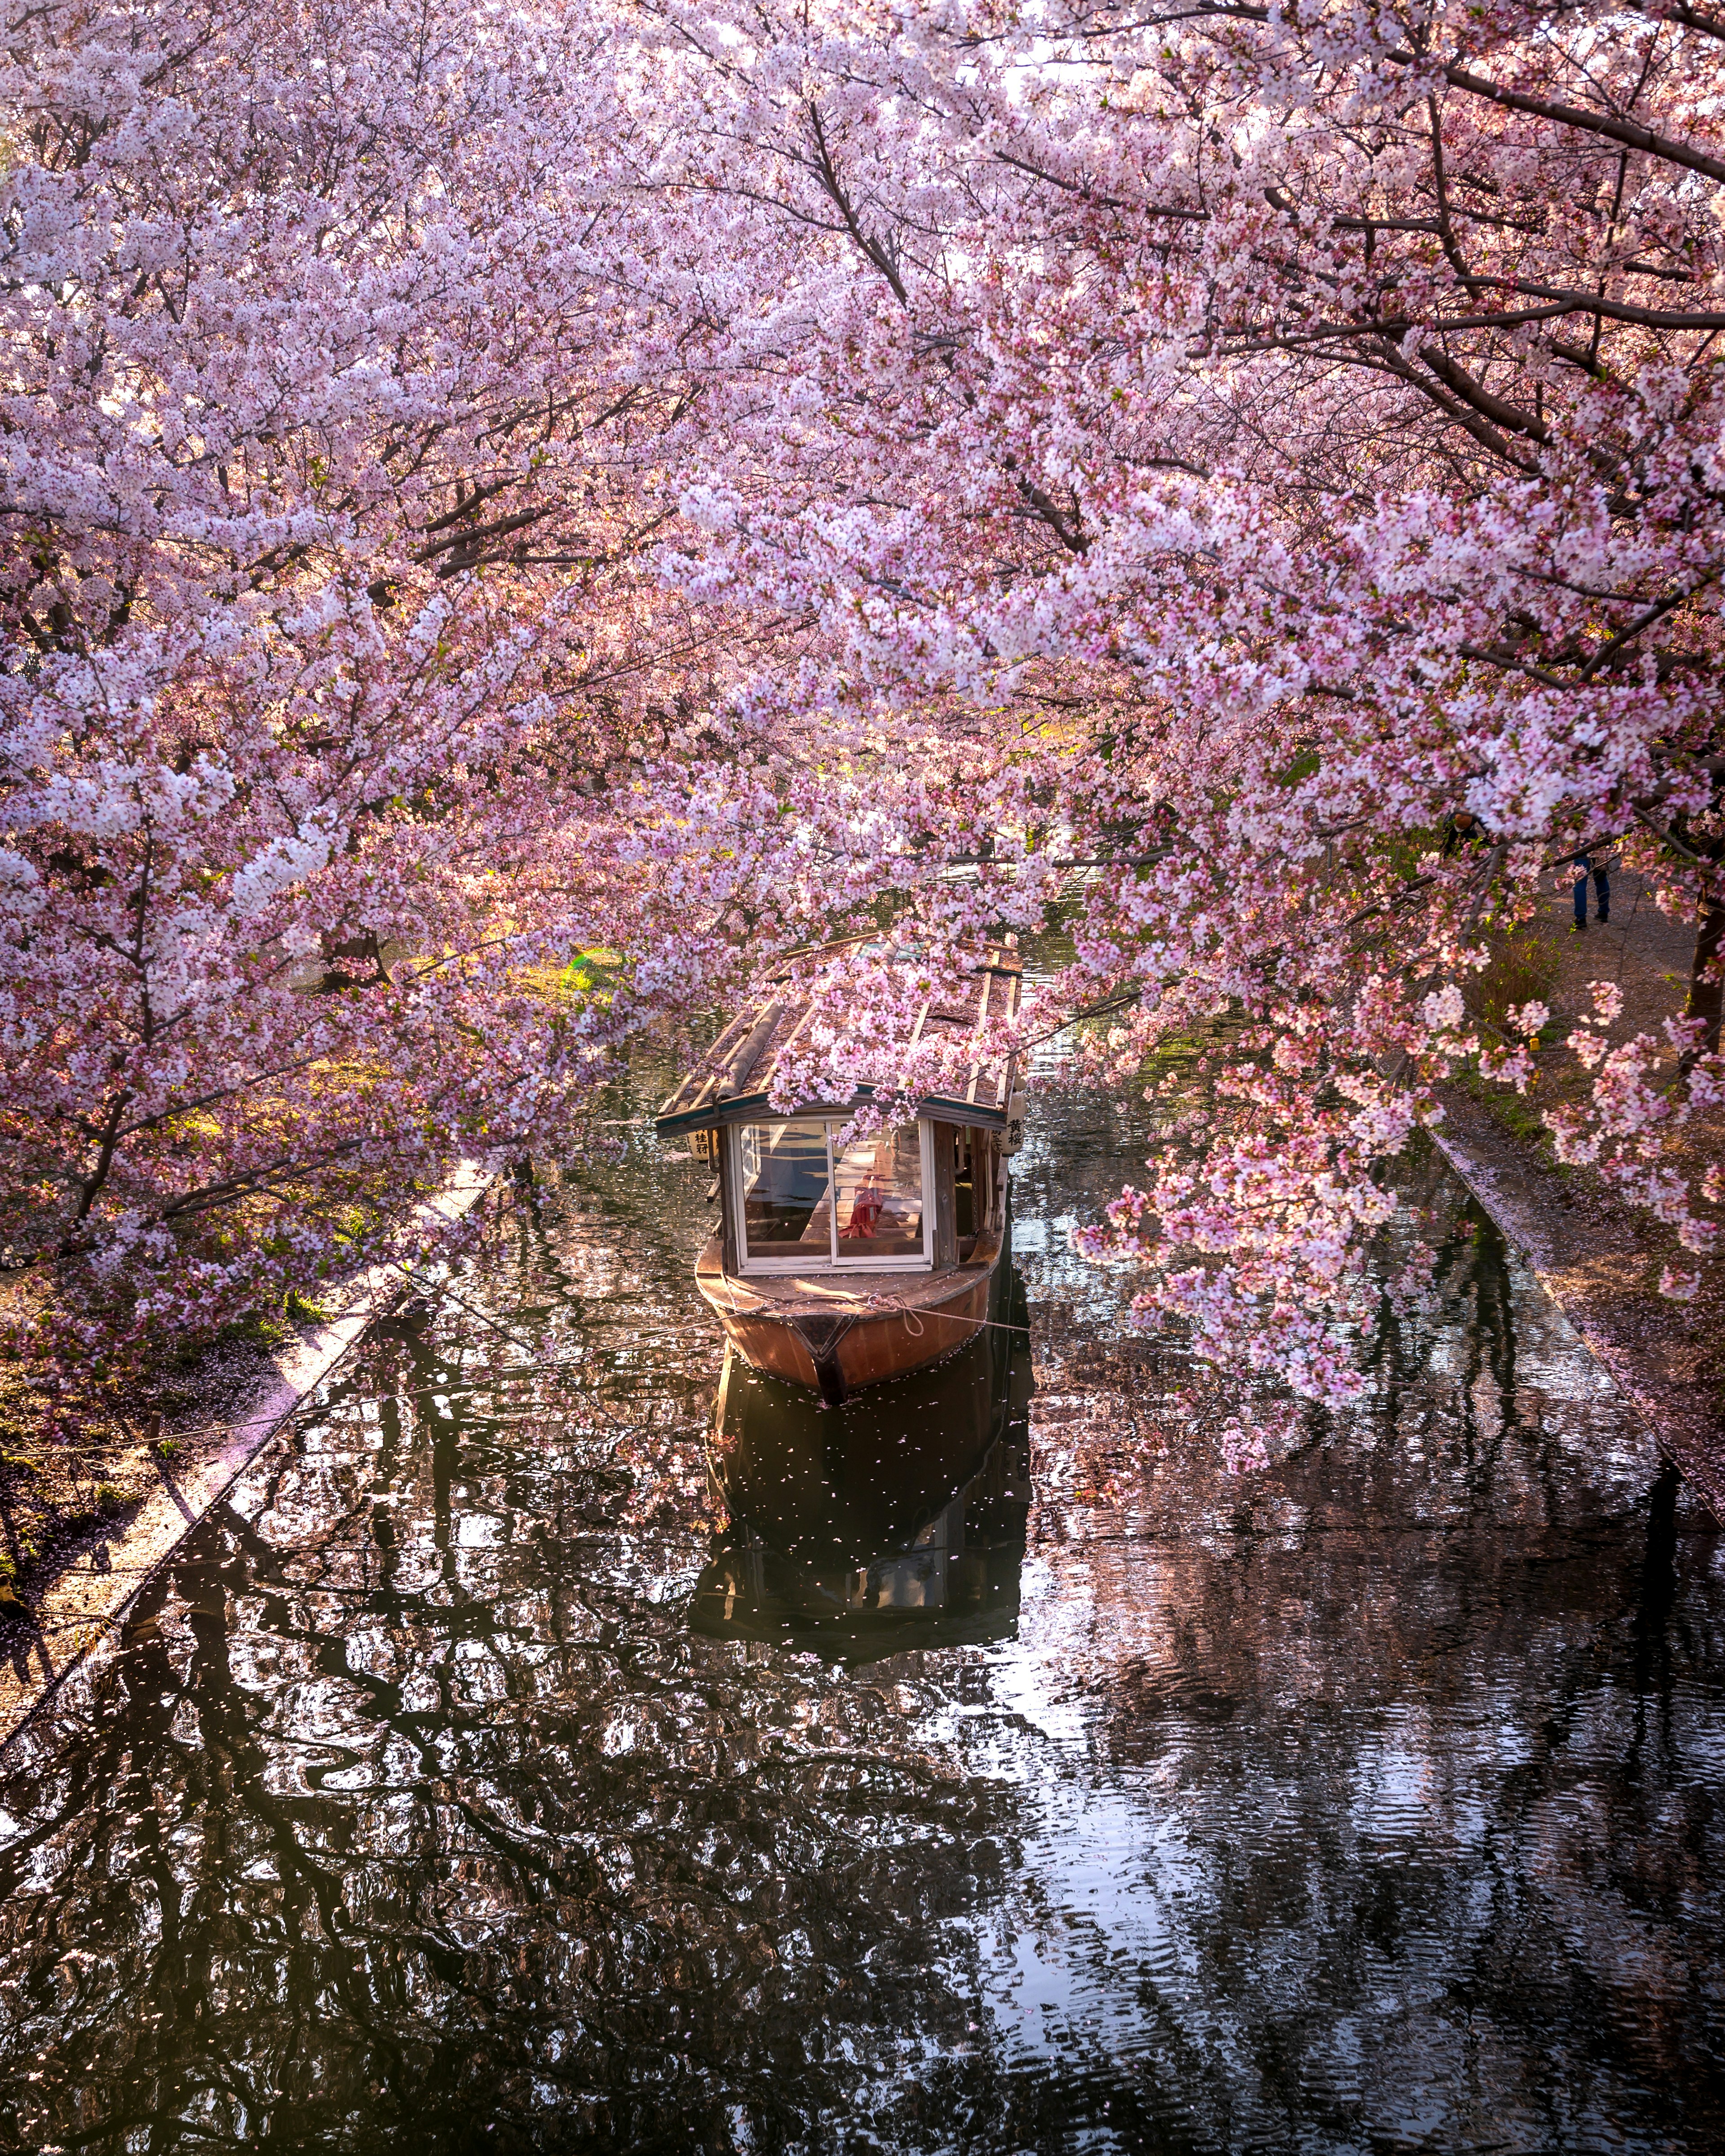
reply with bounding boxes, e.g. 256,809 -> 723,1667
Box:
641,0 -> 1725,1401
0,0 -> 761,1418
9,0 -> 1725,1434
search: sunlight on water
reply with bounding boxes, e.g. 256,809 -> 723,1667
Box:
1,1007 -> 1722,2153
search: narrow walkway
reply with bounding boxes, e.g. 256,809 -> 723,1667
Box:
1540,861 -> 1696,1029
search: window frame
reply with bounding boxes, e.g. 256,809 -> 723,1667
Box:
729,1116 -> 936,1274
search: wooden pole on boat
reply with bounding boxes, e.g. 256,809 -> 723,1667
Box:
717,998 -> 784,1102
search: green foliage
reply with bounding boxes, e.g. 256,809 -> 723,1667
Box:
1137,1028 -> 1211,1078
1466,928 -> 1562,1044
1486,1085 -> 1549,1146
553,945 -> 623,1003
1275,748 -> 1321,787
1378,831 -> 1435,888
1455,1065 -> 1563,1157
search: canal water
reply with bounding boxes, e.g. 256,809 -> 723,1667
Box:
2,1027 -> 1723,2154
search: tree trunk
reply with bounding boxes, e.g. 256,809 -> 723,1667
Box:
1683,859 -> 1725,1073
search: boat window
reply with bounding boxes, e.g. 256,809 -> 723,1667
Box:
732,1119 -> 933,1271
736,1120 -> 832,1263
832,1123 -> 926,1262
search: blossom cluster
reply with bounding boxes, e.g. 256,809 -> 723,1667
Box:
6,0 -> 1724,1432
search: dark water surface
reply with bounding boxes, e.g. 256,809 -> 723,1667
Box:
2,1035 -> 1724,2154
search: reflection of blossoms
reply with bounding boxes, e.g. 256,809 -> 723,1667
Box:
1220,1421 -> 1270,1476
1218,1400 -> 1303,1476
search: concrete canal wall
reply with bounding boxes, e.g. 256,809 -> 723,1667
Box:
0,1163 -> 493,1756
1432,1109 -> 1724,1526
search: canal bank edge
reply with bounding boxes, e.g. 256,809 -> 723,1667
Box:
0,1162 -> 495,1758
1429,1109 -> 1725,1526
7,1116 -> 1712,1763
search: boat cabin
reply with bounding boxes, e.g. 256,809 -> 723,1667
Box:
655,937 -> 1025,1400
656,935 -> 1023,1276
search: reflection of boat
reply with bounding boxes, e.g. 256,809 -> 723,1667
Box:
690,1272 -> 1033,1662
655,937 -> 1025,1403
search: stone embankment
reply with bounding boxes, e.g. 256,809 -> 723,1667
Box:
0,1164 -> 491,1753
1436,865 -> 1724,1524
1432,1109 -> 1723,1522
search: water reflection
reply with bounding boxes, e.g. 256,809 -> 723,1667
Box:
693,1273 -> 1033,1660
0,1045 -> 1721,2154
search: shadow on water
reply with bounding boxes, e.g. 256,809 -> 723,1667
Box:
0,1043 -> 1722,2155
693,1273 -> 1033,1663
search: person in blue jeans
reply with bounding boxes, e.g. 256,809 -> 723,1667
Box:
1572,851 -> 1610,931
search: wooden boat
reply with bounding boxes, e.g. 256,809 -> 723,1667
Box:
655,935 -> 1025,1403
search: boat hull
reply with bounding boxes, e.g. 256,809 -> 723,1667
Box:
695,1232 -> 1006,1404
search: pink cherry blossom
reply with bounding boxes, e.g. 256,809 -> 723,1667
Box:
6,0 -> 1724,1431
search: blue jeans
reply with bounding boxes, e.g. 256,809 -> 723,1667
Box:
1573,857 -> 1610,925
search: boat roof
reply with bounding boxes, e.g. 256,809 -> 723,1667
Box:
655,933 -> 1024,1138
